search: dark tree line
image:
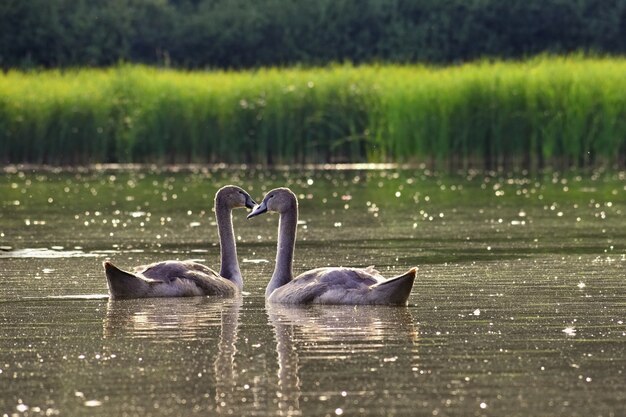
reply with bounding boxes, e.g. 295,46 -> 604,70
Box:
1,0 -> 625,69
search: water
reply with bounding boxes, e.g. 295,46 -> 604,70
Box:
1,166 -> 625,416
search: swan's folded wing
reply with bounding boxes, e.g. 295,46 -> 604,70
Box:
318,270 -> 377,289
179,270 -> 237,295
271,270 -> 330,303
138,261 -> 219,283
182,260 -> 221,277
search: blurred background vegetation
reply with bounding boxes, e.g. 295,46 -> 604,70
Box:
1,0 -> 625,169
3,59 -> 625,168
1,0 -> 625,69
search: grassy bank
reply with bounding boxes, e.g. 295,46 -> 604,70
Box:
1,56 -> 625,168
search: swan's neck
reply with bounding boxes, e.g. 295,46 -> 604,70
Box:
216,204 -> 243,289
267,208 -> 297,297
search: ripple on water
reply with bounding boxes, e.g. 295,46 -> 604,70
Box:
22,294 -> 110,300
0,247 -> 101,258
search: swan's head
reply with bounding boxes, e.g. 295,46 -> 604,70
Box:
215,185 -> 257,210
247,187 -> 297,218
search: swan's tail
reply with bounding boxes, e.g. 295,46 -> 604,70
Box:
103,261 -> 146,299
371,267 -> 417,305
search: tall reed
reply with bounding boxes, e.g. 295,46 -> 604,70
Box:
1,57 -> 624,168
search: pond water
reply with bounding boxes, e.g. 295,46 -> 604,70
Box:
1,166 -> 625,417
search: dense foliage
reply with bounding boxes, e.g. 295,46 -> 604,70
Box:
1,57 -> 625,168
1,0 -> 625,69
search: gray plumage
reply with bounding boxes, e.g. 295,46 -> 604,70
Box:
104,260 -> 239,299
104,185 -> 255,299
267,266 -> 416,305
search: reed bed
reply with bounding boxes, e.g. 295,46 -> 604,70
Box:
1,57 -> 625,168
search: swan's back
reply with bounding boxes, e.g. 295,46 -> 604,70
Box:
137,260 -> 220,281
267,267 -> 416,305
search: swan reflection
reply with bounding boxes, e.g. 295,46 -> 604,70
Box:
103,297 -> 242,413
104,296 -> 241,341
266,304 -> 419,416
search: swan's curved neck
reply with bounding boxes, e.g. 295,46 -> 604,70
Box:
216,203 -> 243,289
267,207 -> 297,297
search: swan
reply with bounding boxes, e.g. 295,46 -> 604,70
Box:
247,188 -> 417,305
103,185 -> 256,299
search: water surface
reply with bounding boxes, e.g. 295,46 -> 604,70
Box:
1,167 -> 625,416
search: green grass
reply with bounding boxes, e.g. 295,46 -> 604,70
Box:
1,56 -> 625,168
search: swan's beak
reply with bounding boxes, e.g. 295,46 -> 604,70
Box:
247,201 -> 268,218
244,195 -> 257,210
